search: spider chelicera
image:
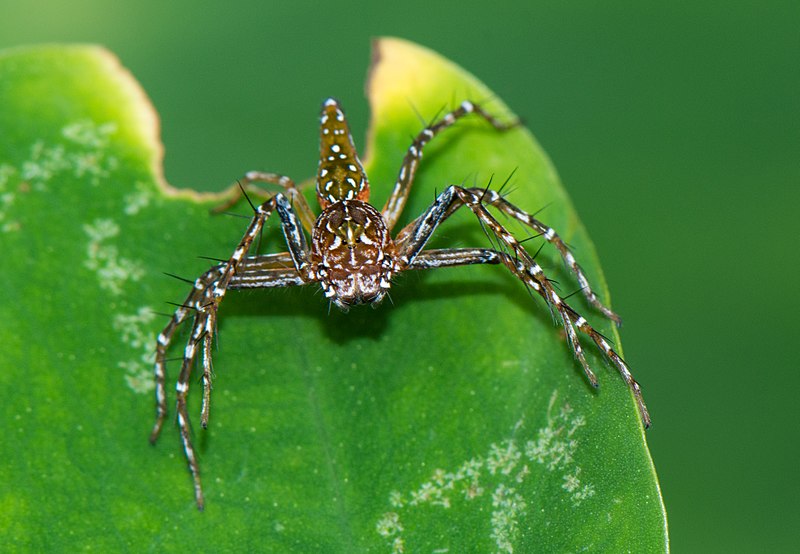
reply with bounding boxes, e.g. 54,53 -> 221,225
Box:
149,98 -> 650,510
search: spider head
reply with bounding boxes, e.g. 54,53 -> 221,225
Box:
312,200 -> 395,309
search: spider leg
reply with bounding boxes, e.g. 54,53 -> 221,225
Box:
396,186 -> 650,427
175,301 -> 212,510
564,304 -> 650,427
212,171 -> 317,234
381,100 -> 519,230
228,252 -> 307,289
407,247 -> 503,269
397,189 -> 593,381
174,257 -> 307,511
152,193 -> 311,509
150,265 -> 223,444
440,186 -> 622,325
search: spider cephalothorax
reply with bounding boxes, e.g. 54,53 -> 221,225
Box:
150,97 -> 649,510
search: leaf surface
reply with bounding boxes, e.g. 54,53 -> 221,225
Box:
0,38 -> 667,552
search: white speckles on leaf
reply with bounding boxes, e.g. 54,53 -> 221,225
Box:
0,164 -> 20,232
562,467 -> 596,506
123,181 -> 153,215
376,390 -> 594,552
83,217 -> 118,243
73,149 -> 119,184
524,391 -> 593,506
120,360 -> 154,394
114,307 -> 156,394
487,440 -> 522,476
389,490 -> 405,508
15,120 -> 119,191
62,120 -> 117,149
376,512 -> 404,538
390,538 -> 405,554
524,392 -> 585,471
62,121 -> 118,186
84,218 -> 144,295
114,306 -> 155,351
491,484 -> 527,553
0,164 -> 17,188
2,120 -> 124,232
21,141 -> 70,188
562,470 -> 580,493
376,513 -> 405,554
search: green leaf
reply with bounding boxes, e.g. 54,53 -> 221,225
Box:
1,38 -> 667,552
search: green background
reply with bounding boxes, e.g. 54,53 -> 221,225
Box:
1,1 -> 796,551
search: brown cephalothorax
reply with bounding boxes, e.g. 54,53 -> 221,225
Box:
150,98 -> 650,510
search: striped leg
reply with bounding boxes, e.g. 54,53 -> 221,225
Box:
150,266 -> 223,444
440,186 -> 622,325
213,171 -> 317,234
174,298 -> 213,509
567,305 -> 650,427
395,185 -> 590,382
381,100 -> 519,230
396,186 -> 650,427
228,252 -> 307,290
407,247 -> 502,270
151,193 -> 311,509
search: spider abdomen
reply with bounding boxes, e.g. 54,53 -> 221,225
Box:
311,200 -> 395,307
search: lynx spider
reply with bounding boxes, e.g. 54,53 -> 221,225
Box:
150,98 -> 650,510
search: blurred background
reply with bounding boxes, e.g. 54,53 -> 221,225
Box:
2,1 -> 797,551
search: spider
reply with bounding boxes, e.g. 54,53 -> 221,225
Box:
149,98 -> 650,510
